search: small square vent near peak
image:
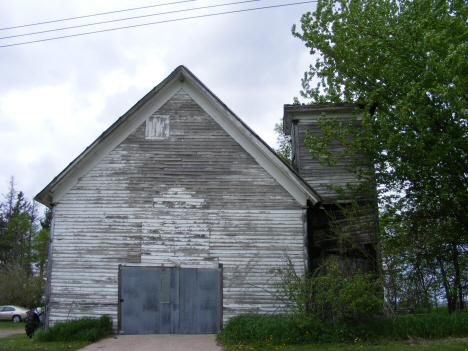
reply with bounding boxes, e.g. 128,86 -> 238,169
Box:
146,115 -> 170,139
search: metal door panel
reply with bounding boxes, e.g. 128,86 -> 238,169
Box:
170,268 -> 180,334
196,268 -> 220,334
159,268 -> 172,334
120,267 -> 141,335
179,268 -> 198,334
120,266 -> 221,334
140,267 -> 161,334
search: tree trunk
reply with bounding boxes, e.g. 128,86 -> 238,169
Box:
450,242 -> 464,310
436,255 -> 456,314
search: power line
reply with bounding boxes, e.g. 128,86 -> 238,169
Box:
0,1 -> 317,49
0,0 -> 261,40
0,0 -> 197,31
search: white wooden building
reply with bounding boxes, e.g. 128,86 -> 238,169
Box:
35,66 -> 376,334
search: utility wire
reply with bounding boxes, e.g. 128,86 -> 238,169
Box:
0,1 -> 317,49
0,0 -> 261,40
0,0 -> 196,31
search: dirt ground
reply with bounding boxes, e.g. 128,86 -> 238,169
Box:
78,334 -> 224,351
0,328 -> 25,338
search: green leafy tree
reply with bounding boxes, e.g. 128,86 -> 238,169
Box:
3,211 -> 32,265
1,179 -> 34,267
0,261 -> 43,308
40,207 -> 52,231
381,199 -> 467,313
0,177 -> 47,306
274,121 -> 291,162
34,207 -> 51,279
33,228 -> 49,280
293,0 -> 468,310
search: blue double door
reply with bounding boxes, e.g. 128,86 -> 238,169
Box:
119,266 -> 222,334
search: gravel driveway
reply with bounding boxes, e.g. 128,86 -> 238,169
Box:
78,334 -> 223,351
0,328 -> 24,338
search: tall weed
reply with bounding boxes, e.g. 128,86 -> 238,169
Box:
367,311 -> 468,340
218,314 -> 301,345
218,311 -> 468,347
34,315 -> 112,343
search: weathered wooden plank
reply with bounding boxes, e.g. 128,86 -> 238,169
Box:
48,90 -> 306,329
296,118 -> 371,203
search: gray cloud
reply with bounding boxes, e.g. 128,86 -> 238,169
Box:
0,0 -> 317,212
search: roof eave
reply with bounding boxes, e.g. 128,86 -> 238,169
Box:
283,103 -> 363,136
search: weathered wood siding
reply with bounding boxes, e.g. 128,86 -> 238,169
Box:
284,105 -> 379,273
49,89 -> 305,328
295,117 -> 370,204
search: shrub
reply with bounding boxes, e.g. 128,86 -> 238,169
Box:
219,314 -> 370,345
305,312 -> 468,343
366,311 -> 468,340
218,311 -> 468,347
269,258 -> 382,324
34,315 -> 112,343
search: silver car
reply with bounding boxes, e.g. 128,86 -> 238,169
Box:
0,305 -> 29,322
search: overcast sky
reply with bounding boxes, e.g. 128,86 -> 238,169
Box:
0,0 -> 317,214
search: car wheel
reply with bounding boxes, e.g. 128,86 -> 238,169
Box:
12,315 -> 21,323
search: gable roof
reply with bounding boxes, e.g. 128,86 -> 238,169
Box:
35,66 -> 322,207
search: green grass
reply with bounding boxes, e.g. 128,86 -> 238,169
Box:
0,316 -> 113,350
219,312 -> 468,348
414,305 -> 451,315
0,334 -> 89,351
217,314 -> 302,345
0,321 -> 23,329
34,315 -> 113,342
358,311 -> 468,340
225,339 -> 468,351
